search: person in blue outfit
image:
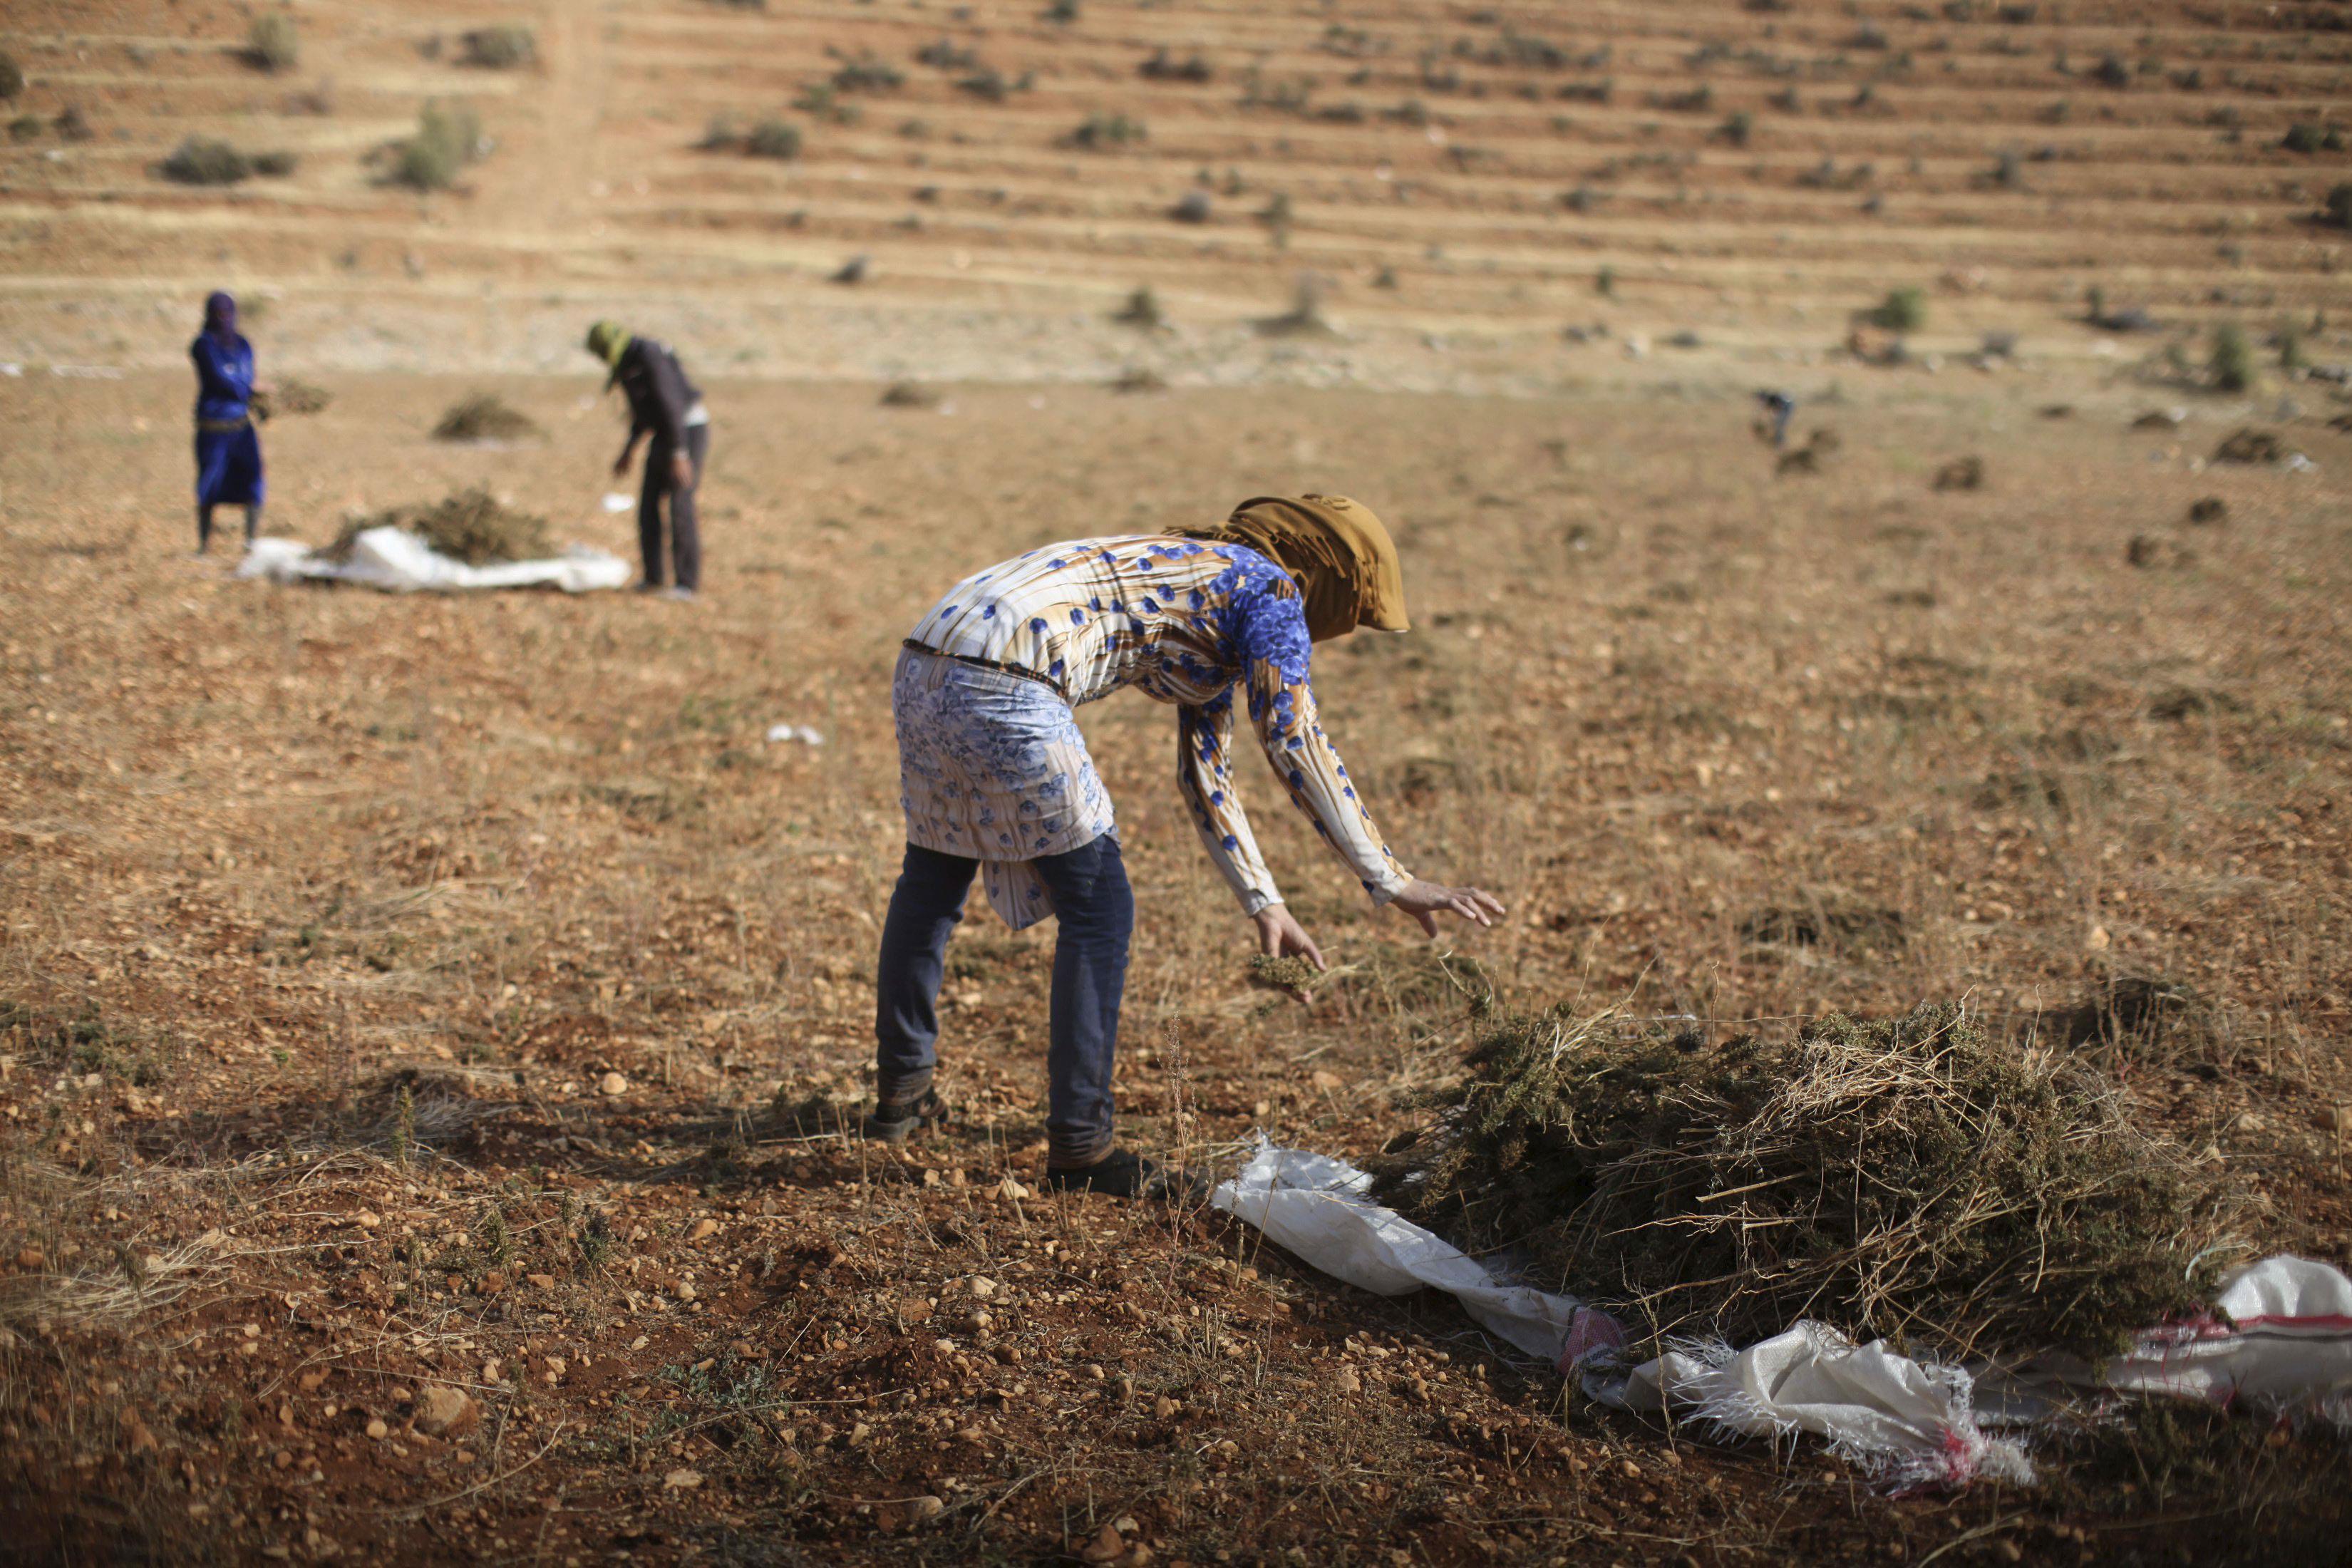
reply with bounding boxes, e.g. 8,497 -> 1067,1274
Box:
190,292 -> 269,555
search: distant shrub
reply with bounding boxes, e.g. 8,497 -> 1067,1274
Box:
1140,47 -> 1213,83
1717,110 -> 1753,145
1255,273 -> 1334,338
1989,148 -> 2022,187
956,67 -> 1015,101
1869,286 -> 1927,332
8,114 -> 42,143
830,52 -> 903,93
2208,323 -> 2254,392
162,137 -> 252,185
1113,285 -> 1163,327
246,15 -> 298,73
53,105 -> 92,141
391,100 -> 483,191
1595,264 -> 1616,296
460,27 -> 537,69
2328,183 -> 2352,231
745,118 -> 800,159
0,53 -> 22,102
252,149 -> 299,177
1068,113 -> 1145,149
2093,52 -> 2130,87
2276,318 -> 2306,372
793,82 -> 859,123
1169,190 -> 1212,223
393,137 -> 457,192
697,113 -> 739,150
1043,0 -> 1079,21
914,38 -> 980,71
2282,121 -> 2343,153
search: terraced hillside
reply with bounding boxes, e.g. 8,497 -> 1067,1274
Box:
2,0 -> 2351,381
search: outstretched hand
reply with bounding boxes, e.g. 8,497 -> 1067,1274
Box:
1252,903 -> 1326,974
1388,878 -> 1506,938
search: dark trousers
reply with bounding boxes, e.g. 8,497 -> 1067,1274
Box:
639,423 -> 709,589
873,836 -> 1134,1167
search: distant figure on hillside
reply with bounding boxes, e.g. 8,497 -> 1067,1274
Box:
586,321 -> 709,602
1755,388 -> 1797,448
190,292 -> 269,555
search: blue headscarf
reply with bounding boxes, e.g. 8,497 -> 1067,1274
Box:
203,291 -> 238,345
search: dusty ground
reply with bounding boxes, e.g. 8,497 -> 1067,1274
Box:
1,366 -> 2350,1564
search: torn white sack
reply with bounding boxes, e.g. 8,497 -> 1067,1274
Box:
1210,1140 -> 2018,1487
1590,1326 -> 2032,1490
1208,1143 -> 1601,1362
239,528 -> 630,594
1213,1143 -> 2352,1483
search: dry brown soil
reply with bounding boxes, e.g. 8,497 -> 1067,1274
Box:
5,0 -> 2352,1562
1,369 -> 2349,1564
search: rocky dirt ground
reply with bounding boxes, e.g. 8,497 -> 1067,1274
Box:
1,366 -> 2351,1564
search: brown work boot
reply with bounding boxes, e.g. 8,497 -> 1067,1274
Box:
1043,1148 -> 1205,1202
860,1089 -> 949,1144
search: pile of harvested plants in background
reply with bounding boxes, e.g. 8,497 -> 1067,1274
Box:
431,391 -> 541,442
322,488 -> 552,566
1373,1002 -> 2244,1358
262,378 -> 332,416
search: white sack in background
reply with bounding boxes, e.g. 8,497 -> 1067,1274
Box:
239,527 -> 630,594
2006,1256 -> 2352,1426
1209,1142 -> 2352,1488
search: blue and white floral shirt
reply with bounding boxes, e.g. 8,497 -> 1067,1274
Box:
906,535 -> 1413,915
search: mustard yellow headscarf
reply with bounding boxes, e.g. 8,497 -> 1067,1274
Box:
1181,493 -> 1409,642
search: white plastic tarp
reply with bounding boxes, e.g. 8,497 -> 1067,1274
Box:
1210,1140 -> 2352,1487
239,527 -> 630,594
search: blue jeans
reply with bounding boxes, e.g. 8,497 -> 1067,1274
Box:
873,835 -> 1133,1167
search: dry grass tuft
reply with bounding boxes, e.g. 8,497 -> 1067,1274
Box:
2212,428 -> 2284,465
1933,455 -> 1985,491
0,1232 -> 236,1332
1374,1001 -> 2244,1357
254,378 -> 331,418
879,380 -> 940,408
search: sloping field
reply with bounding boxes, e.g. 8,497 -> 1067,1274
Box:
5,4 -> 2352,1565
3,0 -> 2350,380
